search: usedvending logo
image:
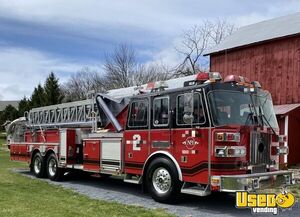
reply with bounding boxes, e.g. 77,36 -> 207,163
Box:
236,191 -> 296,214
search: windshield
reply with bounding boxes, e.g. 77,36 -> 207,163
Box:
208,90 -> 278,129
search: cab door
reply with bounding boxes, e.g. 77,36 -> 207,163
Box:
124,98 -> 150,174
172,90 -> 210,184
150,96 -> 172,153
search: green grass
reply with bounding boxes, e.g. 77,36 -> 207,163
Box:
0,140 -> 173,217
290,183 -> 300,199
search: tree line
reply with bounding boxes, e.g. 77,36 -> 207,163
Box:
0,19 -> 236,127
0,72 -> 63,127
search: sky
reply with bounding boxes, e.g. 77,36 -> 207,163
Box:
0,0 -> 300,100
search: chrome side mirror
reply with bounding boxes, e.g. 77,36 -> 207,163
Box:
183,92 -> 194,124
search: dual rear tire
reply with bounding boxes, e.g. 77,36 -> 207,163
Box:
31,152 -> 64,181
46,153 -> 64,181
32,152 -> 45,178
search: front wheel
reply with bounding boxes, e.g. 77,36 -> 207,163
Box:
46,153 -> 64,181
146,157 -> 182,203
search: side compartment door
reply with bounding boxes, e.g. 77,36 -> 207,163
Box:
83,139 -> 100,172
100,138 -> 122,173
124,98 -> 149,174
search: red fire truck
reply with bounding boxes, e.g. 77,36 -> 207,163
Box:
6,72 -> 295,203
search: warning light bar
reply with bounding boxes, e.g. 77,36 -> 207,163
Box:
184,72 -> 222,87
224,75 -> 251,85
146,81 -> 169,92
196,72 -> 222,82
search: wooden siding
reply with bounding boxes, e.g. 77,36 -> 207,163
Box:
277,113 -> 300,166
210,36 -> 300,105
287,108 -> 300,165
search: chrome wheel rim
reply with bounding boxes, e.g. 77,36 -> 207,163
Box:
152,167 -> 171,194
34,157 -> 42,174
48,158 -> 57,177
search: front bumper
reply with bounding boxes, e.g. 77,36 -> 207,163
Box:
212,170 -> 295,192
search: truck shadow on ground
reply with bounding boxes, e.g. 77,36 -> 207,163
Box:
18,170 -> 298,217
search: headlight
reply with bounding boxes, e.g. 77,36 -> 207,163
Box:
215,146 -> 246,157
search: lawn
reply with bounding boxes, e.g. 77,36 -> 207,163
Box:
0,136 -> 173,217
290,184 -> 300,199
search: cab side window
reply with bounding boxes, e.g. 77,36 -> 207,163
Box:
177,93 -> 205,125
128,99 -> 148,128
153,97 -> 169,126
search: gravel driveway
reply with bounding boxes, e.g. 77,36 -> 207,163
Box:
16,169 -> 299,217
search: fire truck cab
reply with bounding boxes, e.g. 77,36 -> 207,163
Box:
6,72 -> 295,203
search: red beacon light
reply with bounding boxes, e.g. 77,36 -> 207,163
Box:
195,72 -> 222,83
224,75 -> 261,93
224,75 -> 250,84
183,72 -> 222,87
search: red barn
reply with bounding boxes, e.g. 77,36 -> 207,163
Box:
205,12 -> 300,166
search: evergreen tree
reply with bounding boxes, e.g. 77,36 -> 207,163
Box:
44,72 -> 63,106
18,96 -> 31,117
30,84 -> 45,108
0,105 -> 19,126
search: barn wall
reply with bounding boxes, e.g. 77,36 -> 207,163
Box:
210,36 -> 300,105
287,109 -> 300,165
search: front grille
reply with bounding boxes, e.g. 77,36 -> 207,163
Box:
252,164 -> 267,173
250,131 -> 271,166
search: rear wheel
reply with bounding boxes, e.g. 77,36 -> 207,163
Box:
32,152 -> 45,178
146,157 -> 182,203
46,153 -> 64,181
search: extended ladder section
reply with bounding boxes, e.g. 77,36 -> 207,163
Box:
27,94 -> 128,130
28,99 -> 98,128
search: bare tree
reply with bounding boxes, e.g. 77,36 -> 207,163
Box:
104,44 -> 137,89
175,19 -> 236,76
62,67 -> 105,102
133,62 -> 171,86
104,44 -> 173,89
209,18 -> 236,45
175,22 -> 212,75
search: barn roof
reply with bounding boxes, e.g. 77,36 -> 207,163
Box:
204,12 -> 300,55
274,103 -> 300,115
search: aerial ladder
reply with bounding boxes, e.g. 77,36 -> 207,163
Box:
9,73 -> 200,135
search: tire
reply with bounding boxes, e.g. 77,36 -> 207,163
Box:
31,152 -> 46,178
46,153 -> 64,181
146,157 -> 182,203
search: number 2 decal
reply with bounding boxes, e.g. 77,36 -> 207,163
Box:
133,134 -> 141,151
